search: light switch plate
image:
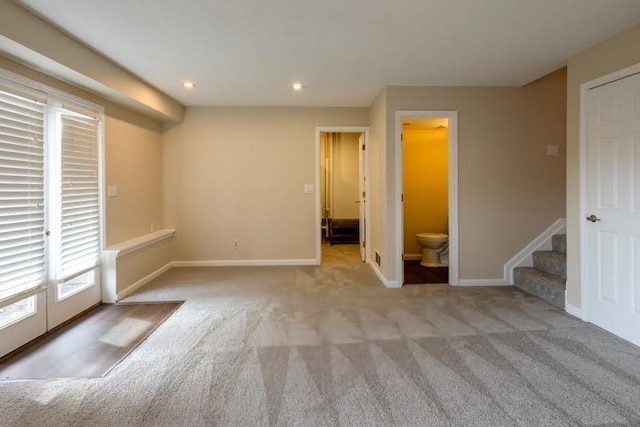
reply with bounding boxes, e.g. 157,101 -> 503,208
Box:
107,184 -> 119,197
304,184 -> 314,194
546,144 -> 560,156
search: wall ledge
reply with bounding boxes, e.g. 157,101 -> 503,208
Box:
104,229 -> 175,258
101,229 -> 175,303
172,259 -> 316,267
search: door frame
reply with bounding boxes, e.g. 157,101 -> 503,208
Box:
579,62 -> 640,322
395,111 -> 459,286
315,126 -> 370,264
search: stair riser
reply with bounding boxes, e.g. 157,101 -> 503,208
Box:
533,252 -> 567,279
552,234 -> 566,254
513,267 -> 565,310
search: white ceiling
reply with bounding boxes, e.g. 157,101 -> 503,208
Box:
15,0 -> 640,107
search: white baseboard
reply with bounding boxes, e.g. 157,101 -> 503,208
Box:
565,291 -> 583,318
368,260 -> 401,288
116,261 -> 174,301
503,218 -> 566,285
402,253 -> 422,261
172,259 -> 318,267
457,278 -> 510,287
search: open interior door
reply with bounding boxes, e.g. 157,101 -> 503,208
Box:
358,133 -> 366,262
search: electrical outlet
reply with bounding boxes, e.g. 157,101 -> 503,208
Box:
375,251 -> 381,266
150,224 -> 155,233
233,239 -> 238,249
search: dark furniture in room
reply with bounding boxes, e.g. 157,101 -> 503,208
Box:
328,219 -> 359,245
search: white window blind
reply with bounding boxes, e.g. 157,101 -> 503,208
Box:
57,112 -> 101,282
0,83 -> 47,304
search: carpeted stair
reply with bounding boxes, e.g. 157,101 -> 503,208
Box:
514,234 -> 566,310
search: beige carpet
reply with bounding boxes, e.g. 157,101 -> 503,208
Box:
1,246 -> 639,426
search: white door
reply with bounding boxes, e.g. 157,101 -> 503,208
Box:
358,133 -> 366,261
585,71 -> 640,346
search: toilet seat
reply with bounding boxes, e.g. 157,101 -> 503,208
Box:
416,232 -> 448,241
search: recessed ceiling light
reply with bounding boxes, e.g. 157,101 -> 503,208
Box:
291,82 -> 305,91
182,81 -> 196,89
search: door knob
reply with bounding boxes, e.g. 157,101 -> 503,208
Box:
586,214 -> 601,223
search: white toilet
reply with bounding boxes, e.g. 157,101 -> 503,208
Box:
416,232 -> 449,267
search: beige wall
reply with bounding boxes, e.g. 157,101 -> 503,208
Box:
403,129 -> 449,255
381,72 -> 566,282
162,107 -> 368,262
368,89 -> 388,271
331,132 -> 360,219
104,116 -> 164,246
566,25 -> 640,308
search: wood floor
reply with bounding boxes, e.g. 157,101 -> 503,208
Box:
0,302 -> 182,380
403,260 -> 449,284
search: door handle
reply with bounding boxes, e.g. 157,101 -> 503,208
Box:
586,214 -> 601,223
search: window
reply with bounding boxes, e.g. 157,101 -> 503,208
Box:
0,73 -> 103,326
53,109 -> 102,300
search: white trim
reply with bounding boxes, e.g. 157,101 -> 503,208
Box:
315,126 -> 370,265
503,218 -> 566,284
172,259 -> 317,267
578,62 -> 640,323
116,261 -> 174,301
579,77 -> 590,321
103,229 -> 176,258
368,260 -> 401,288
457,278 -> 510,287
0,285 -> 47,308
580,63 -> 640,91
564,292 -> 583,319
402,253 -> 422,261
395,111 -> 459,287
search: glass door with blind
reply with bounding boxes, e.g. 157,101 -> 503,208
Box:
0,82 -> 48,356
0,76 -> 103,357
46,108 -> 102,329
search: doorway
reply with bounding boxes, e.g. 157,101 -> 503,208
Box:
395,111 -> 458,286
0,77 -> 103,358
315,127 -> 369,265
